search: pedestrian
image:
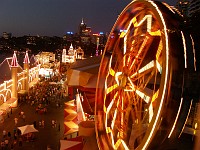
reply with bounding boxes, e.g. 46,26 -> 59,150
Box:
54,120 -> 57,128
22,114 -> 26,122
10,143 -> 14,150
4,139 -> 8,147
14,133 -> 17,140
39,121 -> 42,128
17,129 -> 21,136
7,131 -> 11,139
33,121 -> 37,128
19,137 -> 23,147
51,120 -> 55,128
3,129 -> 7,138
58,123 -> 60,132
13,139 -> 17,147
1,140 -> 5,149
14,118 -> 18,126
42,120 -> 45,128
47,145 -> 51,150
7,112 -> 9,118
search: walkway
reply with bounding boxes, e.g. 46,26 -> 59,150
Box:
0,95 -> 66,150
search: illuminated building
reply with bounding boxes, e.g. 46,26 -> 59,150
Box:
79,19 -> 91,45
63,31 -> 74,42
0,51 -> 40,116
62,44 -> 84,63
188,0 -> 200,17
62,48 -> 67,63
2,32 -> 12,39
91,32 -> 107,47
79,18 -> 87,35
176,0 -> 190,17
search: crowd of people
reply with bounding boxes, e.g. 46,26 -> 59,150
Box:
0,76 -> 67,149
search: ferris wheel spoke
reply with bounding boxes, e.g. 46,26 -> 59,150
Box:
106,84 -> 118,94
130,60 -> 155,78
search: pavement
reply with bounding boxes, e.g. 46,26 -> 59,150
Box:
0,95 -> 67,150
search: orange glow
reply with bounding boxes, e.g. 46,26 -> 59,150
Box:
168,97 -> 183,138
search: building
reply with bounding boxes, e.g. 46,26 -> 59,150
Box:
79,19 -> 91,45
2,32 -> 12,39
62,44 -> 84,63
176,0 -> 190,17
188,0 -> 200,17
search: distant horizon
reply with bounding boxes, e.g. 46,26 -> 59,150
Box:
0,0 -> 176,37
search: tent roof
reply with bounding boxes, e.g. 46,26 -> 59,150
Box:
70,56 -> 101,74
0,57 -> 23,84
60,140 -> 82,150
18,124 -> 38,135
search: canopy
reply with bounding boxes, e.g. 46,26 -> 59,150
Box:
64,121 -> 78,135
60,140 -> 82,150
67,69 -> 93,87
60,136 -> 83,150
65,100 -> 75,107
18,124 -> 38,135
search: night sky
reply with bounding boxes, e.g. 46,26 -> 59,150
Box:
0,0 -> 177,37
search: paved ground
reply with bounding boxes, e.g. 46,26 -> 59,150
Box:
0,95 -> 66,150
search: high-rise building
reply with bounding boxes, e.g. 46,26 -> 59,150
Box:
79,18 -> 87,36
188,0 -> 200,17
176,0 -> 190,17
78,19 -> 91,45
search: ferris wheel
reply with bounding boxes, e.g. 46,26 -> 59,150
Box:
95,0 -> 195,149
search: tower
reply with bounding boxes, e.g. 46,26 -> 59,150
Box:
11,51 -> 19,107
62,47 -> 67,63
23,50 -> 30,93
79,18 -> 86,35
68,43 -> 74,56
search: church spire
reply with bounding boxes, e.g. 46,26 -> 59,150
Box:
70,43 -> 73,49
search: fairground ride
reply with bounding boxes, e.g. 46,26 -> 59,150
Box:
95,0 -> 200,149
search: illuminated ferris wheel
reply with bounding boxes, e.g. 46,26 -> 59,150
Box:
95,0 -> 196,150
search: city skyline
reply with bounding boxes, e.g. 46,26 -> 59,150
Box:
0,0 -> 176,37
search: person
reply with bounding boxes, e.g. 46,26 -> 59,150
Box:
54,120 -> 57,128
33,121 -> 37,128
10,143 -> 14,150
47,145 -> 51,150
42,120 -> 45,128
19,137 -> 23,147
58,123 -> 60,132
17,129 -> 21,136
3,129 -> 7,138
1,140 -> 5,149
51,120 -> 55,128
14,117 -> 18,126
39,121 -> 42,128
7,112 -> 9,118
22,114 -> 26,122
4,139 -> 8,148
7,131 -> 11,139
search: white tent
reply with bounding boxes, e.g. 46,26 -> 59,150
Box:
60,140 -> 82,150
18,124 -> 38,135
